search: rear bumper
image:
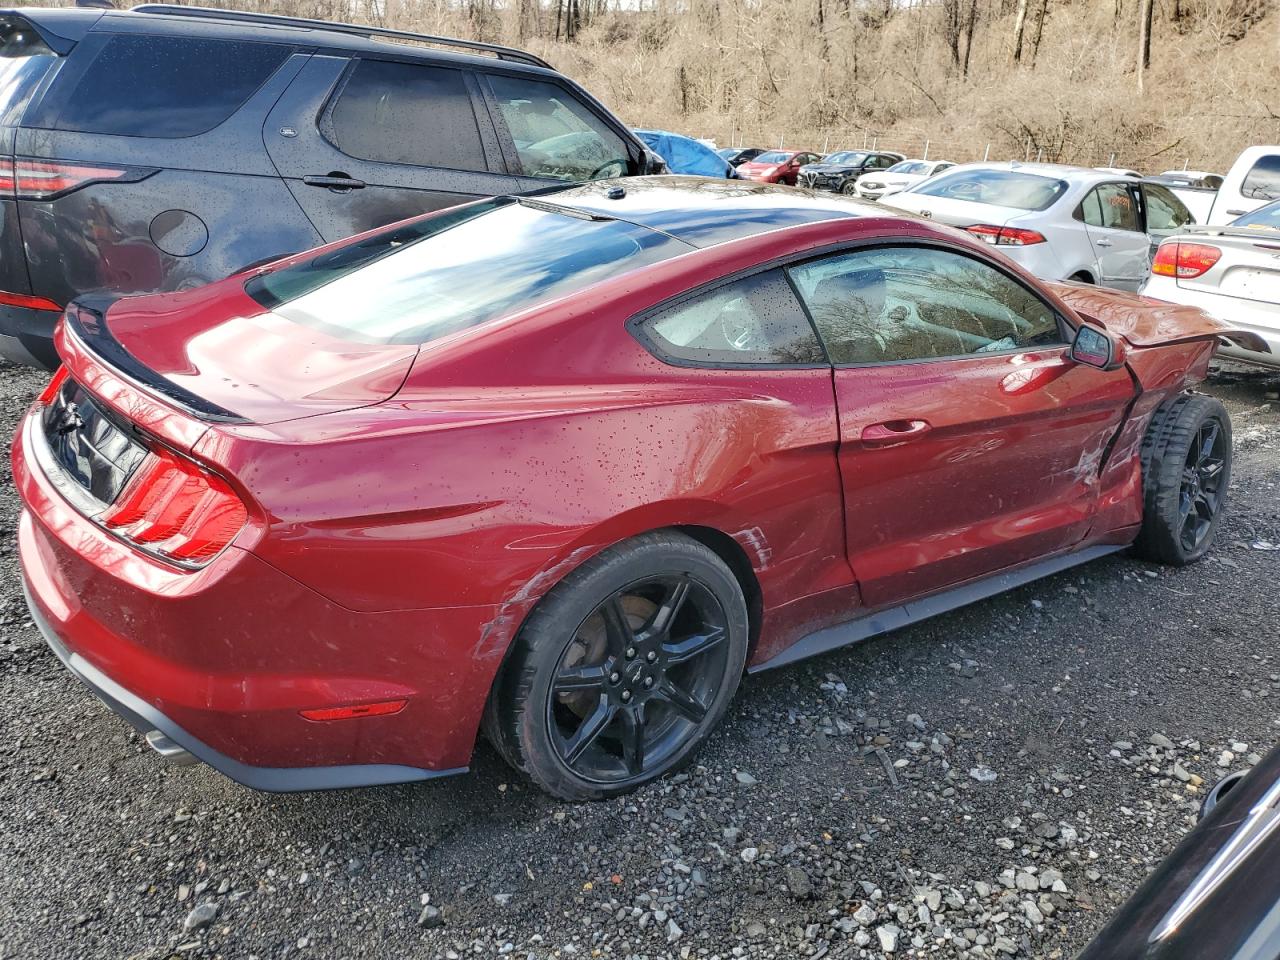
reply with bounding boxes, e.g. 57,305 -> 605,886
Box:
1141,276 -> 1280,368
25,578 -> 459,792
13,403 -> 500,791
0,303 -> 60,370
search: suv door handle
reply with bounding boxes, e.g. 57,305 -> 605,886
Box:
1095,238 -> 1113,247
861,419 -> 932,446
303,174 -> 366,191
1226,208 -> 1246,216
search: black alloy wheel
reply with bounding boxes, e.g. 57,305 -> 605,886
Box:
1177,418 -> 1227,553
547,575 -> 730,783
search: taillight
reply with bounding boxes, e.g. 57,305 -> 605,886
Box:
37,366 -> 69,405
0,158 -> 153,200
100,446 -> 247,567
0,290 -> 62,312
1151,241 -> 1222,279
965,224 -> 1047,246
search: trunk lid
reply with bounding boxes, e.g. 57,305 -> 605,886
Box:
1174,226 -> 1280,307
59,279 -> 418,429
879,193 -> 1021,229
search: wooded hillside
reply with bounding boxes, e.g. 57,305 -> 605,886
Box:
191,0 -> 1278,169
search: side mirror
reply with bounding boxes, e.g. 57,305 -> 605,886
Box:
1070,323 -> 1122,369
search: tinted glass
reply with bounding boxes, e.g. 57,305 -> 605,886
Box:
640,269 -> 824,366
755,151 -> 792,164
1144,183 -> 1194,230
1232,201 -> 1280,229
824,152 -> 865,164
328,60 -> 485,170
1242,155 -> 1280,201
487,74 -> 628,182
246,198 -> 687,344
914,170 -> 1068,211
0,18 -> 57,127
789,246 -> 1062,364
51,36 -> 289,138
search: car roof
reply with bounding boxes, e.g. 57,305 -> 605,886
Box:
14,5 -> 561,77
538,175 -> 881,249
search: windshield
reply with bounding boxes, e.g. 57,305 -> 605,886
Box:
823,152 -> 866,165
1232,201 -> 1280,230
754,151 -> 792,164
913,170 -> 1068,211
717,148 -> 735,159
245,199 -> 689,344
886,161 -> 930,175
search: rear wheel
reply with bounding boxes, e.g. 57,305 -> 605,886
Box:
1133,394 -> 1232,565
485,532 -> 749,800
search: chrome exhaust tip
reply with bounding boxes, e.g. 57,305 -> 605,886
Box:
145,730 -> 198,767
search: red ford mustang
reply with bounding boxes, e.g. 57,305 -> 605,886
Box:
12,178 -> 1264,800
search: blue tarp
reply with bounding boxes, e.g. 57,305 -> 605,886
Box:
634,130 -> 736,179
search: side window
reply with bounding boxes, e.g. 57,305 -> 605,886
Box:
874,155 -> 894,168
1241,155 -> 1280,201
1090,183 -> 1140,230
326,60 -> 486,171
637,269 -> 825,366
486,74 -> 629,182
1144,183 -> 1194,231
788,246 -> 1063,365
43,35 -> 290,138
1077,188 -> 1104,226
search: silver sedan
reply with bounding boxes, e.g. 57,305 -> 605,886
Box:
880,162 -> 1196,291
1140,200 -> 1280,368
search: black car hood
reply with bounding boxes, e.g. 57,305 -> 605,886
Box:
801,163 -> 861,175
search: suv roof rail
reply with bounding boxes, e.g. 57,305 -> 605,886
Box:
129,4 -> 553,69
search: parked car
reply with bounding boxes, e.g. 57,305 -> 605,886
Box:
798,150 -> 906,194
1140,200 -> 1280,369
1147,171 -> 1223,224
0,5 -> 658,371
1078,743 -> 1280,959
634,130 -> 736,178
1208,146 -> 1280,224
15,176 -> 1264,800
854,158 -> 956,200
717,147 -> 766,167
736,149 -> 822,185
1095,166 -> 1142,178
881,163 -> 1195,290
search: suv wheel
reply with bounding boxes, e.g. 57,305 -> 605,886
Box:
484,532 -> 748,800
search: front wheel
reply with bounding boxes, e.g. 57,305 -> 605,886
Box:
1133,394 -> 1232,565
484,532 -> 749,800
840,179 -> 859,195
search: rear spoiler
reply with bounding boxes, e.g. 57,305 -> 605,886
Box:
0,7 -> 105,55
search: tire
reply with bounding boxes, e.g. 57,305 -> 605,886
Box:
483,532 -> 749,800
1132,393 -> 1232,565
1069,271 -> 1094,284
840,179 -> 859,195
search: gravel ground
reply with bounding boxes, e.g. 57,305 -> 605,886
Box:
1,357 -> 1278,960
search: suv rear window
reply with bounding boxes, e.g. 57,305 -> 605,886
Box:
325,60 -> 486,171
913,170 -> 1068,211
1241,154 -> 1280,202
245,198 -> 689,344
45,35 -> 290,138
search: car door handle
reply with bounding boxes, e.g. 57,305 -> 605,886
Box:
861,419 -> 932,446
1226,209 -> 1246,216
302,174 -> 366,191
1095,238 -> 1113,247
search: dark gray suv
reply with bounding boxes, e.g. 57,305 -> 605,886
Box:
0,5 -> 658,368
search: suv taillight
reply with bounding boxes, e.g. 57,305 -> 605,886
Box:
0,158 -> 152,200
965,224 -> 1047,246
1151,241 -> 1222,279
100,446 -> 247,567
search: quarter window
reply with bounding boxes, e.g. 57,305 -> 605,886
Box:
638,270 -> 825,366
788,247 -> 1063,364
46,35 -> 290,138
487,74 -> 629,182
327,60 -> 487,171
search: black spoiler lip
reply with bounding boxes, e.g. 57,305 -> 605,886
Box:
64,296 -> 250,424
0,7 -> 104,54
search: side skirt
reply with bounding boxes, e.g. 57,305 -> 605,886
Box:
748,544 -> 1126,673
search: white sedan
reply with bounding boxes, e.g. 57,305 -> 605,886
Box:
855,159 -> 955,200
1140,200 -> 1280,368
881,162 -> 1195,290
